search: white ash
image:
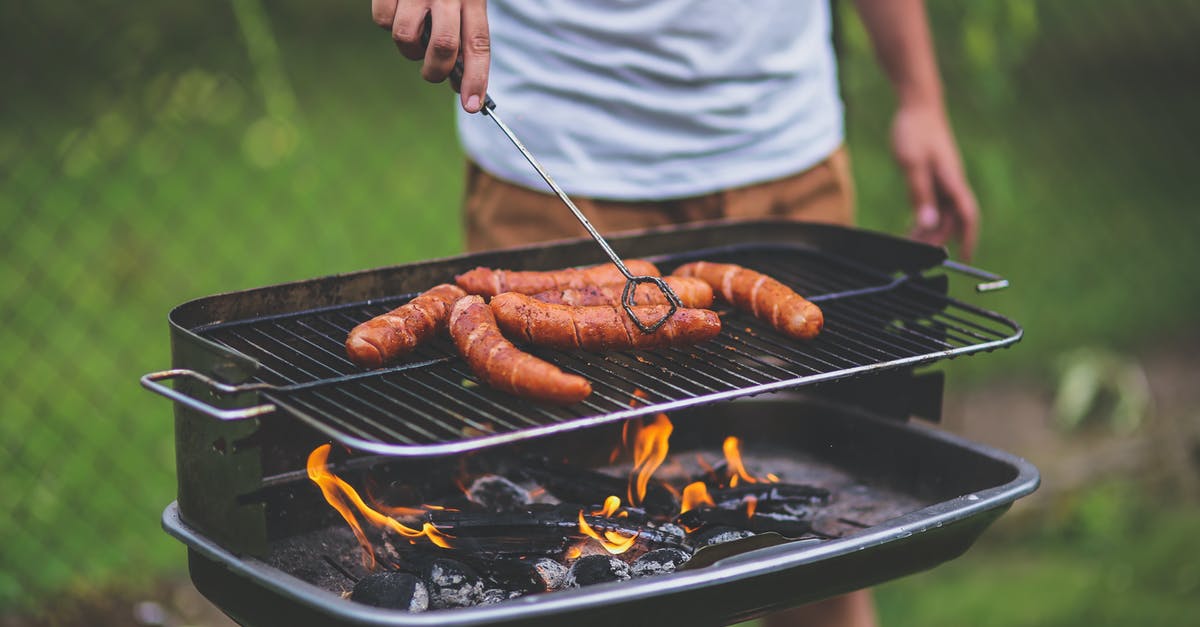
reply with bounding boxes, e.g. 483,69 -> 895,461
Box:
466,475 -> 531,512
533,557 -> 569,591
423,559 -> 485,609
631,548 -> 690,577
564,555 -> 632,588
653,522 -> 687,541
478,588 -> 520,605
695,527 -> 756,547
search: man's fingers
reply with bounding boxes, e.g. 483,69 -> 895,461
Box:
903,160 -> 938,235
372,0 -> 398,29
392,2 -> 428,61
934,160 -> 980,260
422,1 -> 461,83
459,0 -> 490,112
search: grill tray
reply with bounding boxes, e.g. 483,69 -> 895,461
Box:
146,221 -> 1020,456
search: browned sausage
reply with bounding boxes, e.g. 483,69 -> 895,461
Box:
449,295 -> 592,404
455,260 -> 661,297
672,261 -> 823,340
345,283 -> 467,368
489,292 -> 722,352
530,276 -> 714,308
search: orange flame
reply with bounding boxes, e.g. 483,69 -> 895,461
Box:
744,495 -> 758,519
593,495 -> 622,517
577,509 -> 638,554
680,481 -> 715,514
627,414 -> 673,506
565,546 -> 582,560
723,436 -> 763,487
307,445 -> 454,568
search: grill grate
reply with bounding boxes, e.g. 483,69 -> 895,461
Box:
193,244 -> 1019,455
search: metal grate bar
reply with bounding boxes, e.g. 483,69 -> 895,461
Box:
192,244 -> 1020,454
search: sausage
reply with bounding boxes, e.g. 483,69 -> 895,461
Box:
530,276 -> 714,308
671,261 -> 823,340
345,284 -> 467,368
489,292 -> 722,352
455,260 -> 661,297
449,295 -> 592,405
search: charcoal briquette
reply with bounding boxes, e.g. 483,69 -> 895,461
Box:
563,554 -> 632,588
692,526 -> 755,547
533,557 -> 569,591
422,558 -> 485,609
466,475 -> 531,513
350,572 -> 429,612
631,548 -> 690,577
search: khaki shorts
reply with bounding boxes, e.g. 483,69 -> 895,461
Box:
463,147 -> 856,253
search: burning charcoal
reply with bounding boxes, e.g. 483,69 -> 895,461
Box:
676,508 -> 813,538
564,555 -> 632,588
422,558 -> 485,609
426,504 -> 687,554
466,474 -> 531,513
533,557 -> 569,591
631,548 -> 690,577
350,572 -> 429,612
690,525 -> 755,547
709,484 -> 830,510
521,456 -> 679,517
653,522 -> 687,542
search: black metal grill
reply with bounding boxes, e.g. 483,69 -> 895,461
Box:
185,243 -> 1020,455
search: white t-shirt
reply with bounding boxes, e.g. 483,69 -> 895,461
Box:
456,0 -> 843,201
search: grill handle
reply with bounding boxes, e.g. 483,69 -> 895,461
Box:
941,259 -> 1010,292
140,369 -> 277,420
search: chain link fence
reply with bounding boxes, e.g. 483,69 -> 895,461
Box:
2,0 -> 1198,623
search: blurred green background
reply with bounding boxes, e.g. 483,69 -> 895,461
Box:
2,0 -> 1198,625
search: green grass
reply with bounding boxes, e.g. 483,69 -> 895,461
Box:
2,0 -> 1199,620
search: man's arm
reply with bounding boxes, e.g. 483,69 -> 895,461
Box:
853,0 -> 980,259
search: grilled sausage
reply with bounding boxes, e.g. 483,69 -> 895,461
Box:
345,283 -> 467,368
489,292 -> 722,352
672,261 -> 823,340
530,276 -> 714,308
449,295 -> 592,405
455,260 -> 661,297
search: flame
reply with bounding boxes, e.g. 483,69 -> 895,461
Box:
627,414 -> 673,506
307,445 -> 454,569
766,473 -> 781,483
723,436 -> 764,487
744,495 -> 758,519
577,510 -> 638,554
593,495 -> 622,517
680,481 -> 715,514
565,546 -> 582,560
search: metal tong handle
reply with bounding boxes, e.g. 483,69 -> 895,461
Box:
941,259 -> 1010,292
141,369 -> 276,420
422,22 -> 682,333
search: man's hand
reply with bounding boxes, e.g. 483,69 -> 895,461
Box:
371,0 -> 491,113
892,103 -> 979,260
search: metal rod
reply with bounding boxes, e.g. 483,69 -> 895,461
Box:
481,103 -> 682,332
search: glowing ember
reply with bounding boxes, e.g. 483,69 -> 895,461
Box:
307,444 -> 454,569
577,510 -> 638,555
680,481 -> 715,514
627,414 -> 673,506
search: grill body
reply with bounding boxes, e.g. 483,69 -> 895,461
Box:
151,220 -> 1037,625
164,396 -> 1038,627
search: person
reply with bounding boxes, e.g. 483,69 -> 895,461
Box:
370,1 -> 978,624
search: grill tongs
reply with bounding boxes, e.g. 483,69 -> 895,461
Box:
433,32 -> 682,333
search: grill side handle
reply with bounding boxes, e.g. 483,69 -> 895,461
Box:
941,259 -> 1010,292
141,369 -> 277,420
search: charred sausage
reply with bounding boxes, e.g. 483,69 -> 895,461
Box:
671,261 -> 823,340
489,292 -> 722,352
455,260 -> 661,297
449,295 -> 592,404
529,276 -> 714,308
346,283 -> 468,368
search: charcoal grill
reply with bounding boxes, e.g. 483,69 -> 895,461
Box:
143,219 -> 1038,626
